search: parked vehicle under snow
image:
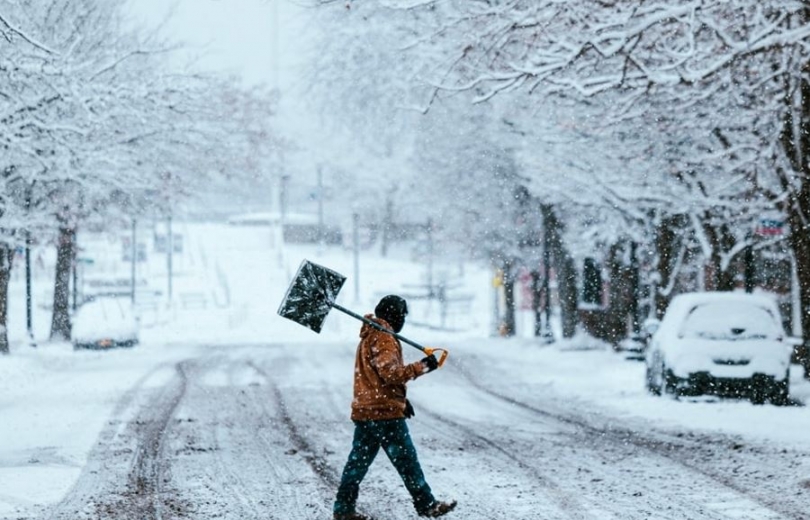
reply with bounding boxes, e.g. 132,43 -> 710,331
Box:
645,292 -> 797,405
72,297 -> 139,350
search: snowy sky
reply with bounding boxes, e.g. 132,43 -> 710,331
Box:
124,0 -> 308,89
124,0 -> 330,211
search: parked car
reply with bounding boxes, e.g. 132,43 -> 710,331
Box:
72,297 -> 139,350
645,292 -> 797,405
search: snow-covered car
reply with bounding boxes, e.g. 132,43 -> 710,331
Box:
72,297 -> 139,350
645,292 -> 794,404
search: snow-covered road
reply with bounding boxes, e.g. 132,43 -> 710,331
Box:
35,342 -> 809,520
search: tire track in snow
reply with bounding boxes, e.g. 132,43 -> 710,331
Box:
43,362 -> 189,520
169,355 -> 334,520
250,359 -> 340,489
415,383 -> 737,520
124,362 -> 188,520
231,358 -> 333,519
172,358 -> 268,520
447,359 -> 802,520
413,405 -> 595,520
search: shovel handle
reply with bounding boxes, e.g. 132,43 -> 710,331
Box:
423,347 -> 449,368
329,302 -> 449,367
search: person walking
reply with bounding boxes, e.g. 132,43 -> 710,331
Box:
333,295 -> 457,520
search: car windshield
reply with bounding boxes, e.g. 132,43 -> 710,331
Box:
678,301 -> 780,340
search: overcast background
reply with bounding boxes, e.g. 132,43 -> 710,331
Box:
124,0 -> 323,215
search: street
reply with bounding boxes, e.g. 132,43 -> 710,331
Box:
38,341 -> 809,520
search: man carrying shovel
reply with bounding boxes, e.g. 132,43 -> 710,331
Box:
333,295 -> 457,520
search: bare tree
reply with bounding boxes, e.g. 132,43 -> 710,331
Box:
0,0 -> 281,344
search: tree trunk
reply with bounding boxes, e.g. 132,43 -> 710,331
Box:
50,226 -> 76,341
743,244 -> 756,293
629,242 -> 641,335
501,259 -> 516,337
542,205 -> 578,338
557,253 -> 578,338
0,244 -> 13,355
603,243 -> 632,345
654,215 -> 681,319
704,222 -> 736,291
779,56 -> 810,378
582,257 -> 603,305
786,189 -> 810,378
531,269 -> 542,337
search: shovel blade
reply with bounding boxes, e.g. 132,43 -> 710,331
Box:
277,259 -> 347,333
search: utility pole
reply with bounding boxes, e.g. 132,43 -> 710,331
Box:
167,214 -> 173,303
317,166 -> 324,248
72,252 -> 78,312
131,218 -> 137,304
426,218 -> 434,297
164,171 -> 174,305
353,212 -> 360,303
25,185 -> 34,346
280,174 -> 290,224
25,229 -> 34,346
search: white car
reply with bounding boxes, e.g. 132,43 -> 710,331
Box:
645,292 -> 794,404
72,297 -> 139,350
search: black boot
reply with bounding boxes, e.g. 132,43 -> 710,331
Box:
418,500 -> 457,517
333,512 -> 374,520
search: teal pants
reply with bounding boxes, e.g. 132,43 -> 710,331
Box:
334,419 -> 434,515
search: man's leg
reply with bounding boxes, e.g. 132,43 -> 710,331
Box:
334,421 -> 381,515
379,419 -> 435,513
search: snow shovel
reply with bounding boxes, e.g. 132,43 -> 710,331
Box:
277,259 -> 449,367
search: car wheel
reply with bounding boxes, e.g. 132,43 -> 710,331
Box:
646,364 -> 661,395
749,376 -> 770,405
750,386 -> 766,404
768,371 -> 790,406
662,364 -> 682,396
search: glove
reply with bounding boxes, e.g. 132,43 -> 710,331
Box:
421,354 -> 439,373
404,399 -> 415,419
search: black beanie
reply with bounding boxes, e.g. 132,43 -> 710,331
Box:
375,294 -> 408,332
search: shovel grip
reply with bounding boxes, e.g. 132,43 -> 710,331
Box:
423,347 -> 449,368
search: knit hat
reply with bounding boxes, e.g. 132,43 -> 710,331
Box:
375,294 -> 408,332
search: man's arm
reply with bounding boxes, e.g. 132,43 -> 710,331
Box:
372,334 -> 426,385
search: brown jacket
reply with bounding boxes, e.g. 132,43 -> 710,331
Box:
350,315 -> 426,421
